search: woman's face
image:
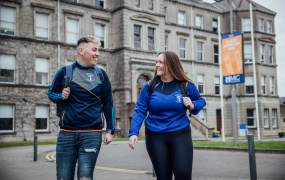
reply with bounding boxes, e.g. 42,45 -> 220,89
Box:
156,54 -> 169,77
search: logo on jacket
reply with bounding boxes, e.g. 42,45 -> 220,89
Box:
175,94 -> 183,103
87,73 -> 95,81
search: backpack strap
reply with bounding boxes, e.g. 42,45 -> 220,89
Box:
65,64 -> 73,87
94,66 -> 104,83
148,76 -> 159,96
180,81 -> 191,117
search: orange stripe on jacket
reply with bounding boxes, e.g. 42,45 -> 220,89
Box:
61,111 -> 65,126
72,80 -> 101,102
60,129 -> 102,132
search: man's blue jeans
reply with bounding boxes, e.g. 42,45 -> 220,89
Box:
56,131 -> 102,180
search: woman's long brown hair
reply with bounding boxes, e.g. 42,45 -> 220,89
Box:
154,51 -> 195,84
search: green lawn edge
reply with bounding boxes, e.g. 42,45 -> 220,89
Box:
1,139 -> 284,150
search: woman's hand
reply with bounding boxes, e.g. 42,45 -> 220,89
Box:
182,97 -> 193,110
128,135 -> 138,150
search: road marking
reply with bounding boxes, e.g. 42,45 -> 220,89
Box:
45,152 -> 148,174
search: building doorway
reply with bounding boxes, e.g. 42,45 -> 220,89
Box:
216,109 -> 221,133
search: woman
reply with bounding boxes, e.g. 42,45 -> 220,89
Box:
128,51 -> 206,180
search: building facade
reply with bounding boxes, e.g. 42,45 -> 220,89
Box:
0,0 -> 283,142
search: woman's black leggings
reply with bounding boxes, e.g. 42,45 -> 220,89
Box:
145,126 -> 193,180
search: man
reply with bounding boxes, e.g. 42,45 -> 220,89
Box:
48,35 -> 116,180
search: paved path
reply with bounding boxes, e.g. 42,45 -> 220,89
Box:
0,140 -> 284,180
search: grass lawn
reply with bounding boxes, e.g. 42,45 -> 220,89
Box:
1,138 -> 284,150
193,141 -> 285,150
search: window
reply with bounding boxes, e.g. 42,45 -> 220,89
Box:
36,12 -> 49,40
137,75 -> 149,97
244,44 -> 252,63
133,0 -> 140,8
35,105 -> 49,131
242,18 -> 250,31
197,42 -> 203,62
147,0 -> 154,11
165,36 -> 168,51
179,38 -> 186,59
247,109 -> 256,128
272,109 -> 277,128
264,109 -> 269,128
214,45 -> 219,63
95,0 -> 104,8
116,118 -> 121,129
245,76 -> 254,94
199,109 -> 206,122
215,76 -> 220,95
95,23 -> 105,48
36,58 -> 49,85
260,44 -> 265,63
267,20 -> 272,33
197,74 -> 204,94
261,76 -> 266,95
195,15 -> 203,29
268,46 -> 273,64
148,27 -> 155,51
164,7 -> 167,22
212,19 -> 218,32
269,76 -> 275,95
0,6 -> 16,35
0,54 -> 15,83
134,25 -> 141,49
258,18 -> 264,32
0,104 -> 14,132
66,18 -> 78,44
178,11 -> 185,26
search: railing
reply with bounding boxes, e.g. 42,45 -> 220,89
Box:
190,115 -> 215,138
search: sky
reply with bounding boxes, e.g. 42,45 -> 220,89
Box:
203,0 -> 285,97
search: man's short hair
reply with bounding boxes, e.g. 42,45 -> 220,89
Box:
77,35 -> 101,48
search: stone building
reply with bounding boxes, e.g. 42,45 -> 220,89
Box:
0,0 -> 283,142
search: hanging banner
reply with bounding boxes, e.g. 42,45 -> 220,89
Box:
222,31 -> 244,84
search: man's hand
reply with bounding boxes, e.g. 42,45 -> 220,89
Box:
128,135 -> 138,150
104,133 -> 113,145
62,87 -> 70,100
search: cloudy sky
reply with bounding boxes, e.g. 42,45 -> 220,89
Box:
203,0 -> 285,97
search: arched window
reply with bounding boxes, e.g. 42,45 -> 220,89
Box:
137,75 -> 149,97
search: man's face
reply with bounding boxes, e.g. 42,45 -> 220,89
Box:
80,42 -> 100,66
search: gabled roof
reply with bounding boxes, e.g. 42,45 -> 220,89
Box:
213,0 -> 276,15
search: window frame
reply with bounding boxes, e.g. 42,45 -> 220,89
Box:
263,108 -> 269,128
146,0 -> 154,12
133,0 -> 141,9
195,14 -> 203,29
214,44 -> 219,63
261,75 -> 266,95
0,104 -> 15,133
165,35 -> 168,51
244,43 -> 252,63
178,10 -> 186,26
94,0 -> 105,8
35,12 -> 49,41
35,57 -> 49,86
267,20 -> 272,33
242,17 -> 251,31
147,27 -> 155,51
0,5 -> 16,36
212,19 -> 218,32
247,109 -> 256,128
0,54 -> 16,83
179,38 -> 186,59
35,105 -> 49,132
134,24 -> 141,49
197,74 -> 205,95
258,18 -> 264,32
197,41 -> 203,62
269,76 -> 275,95
95,23 -> 106,48
268,45 -> 273,64
214,76 -> 220,95
272,109 -> 277,128
199,109 -> 207,122
260,44 -> 265,63
245,76 -> 254,95
65,17 -> 79,45
164,7 -> 167,22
